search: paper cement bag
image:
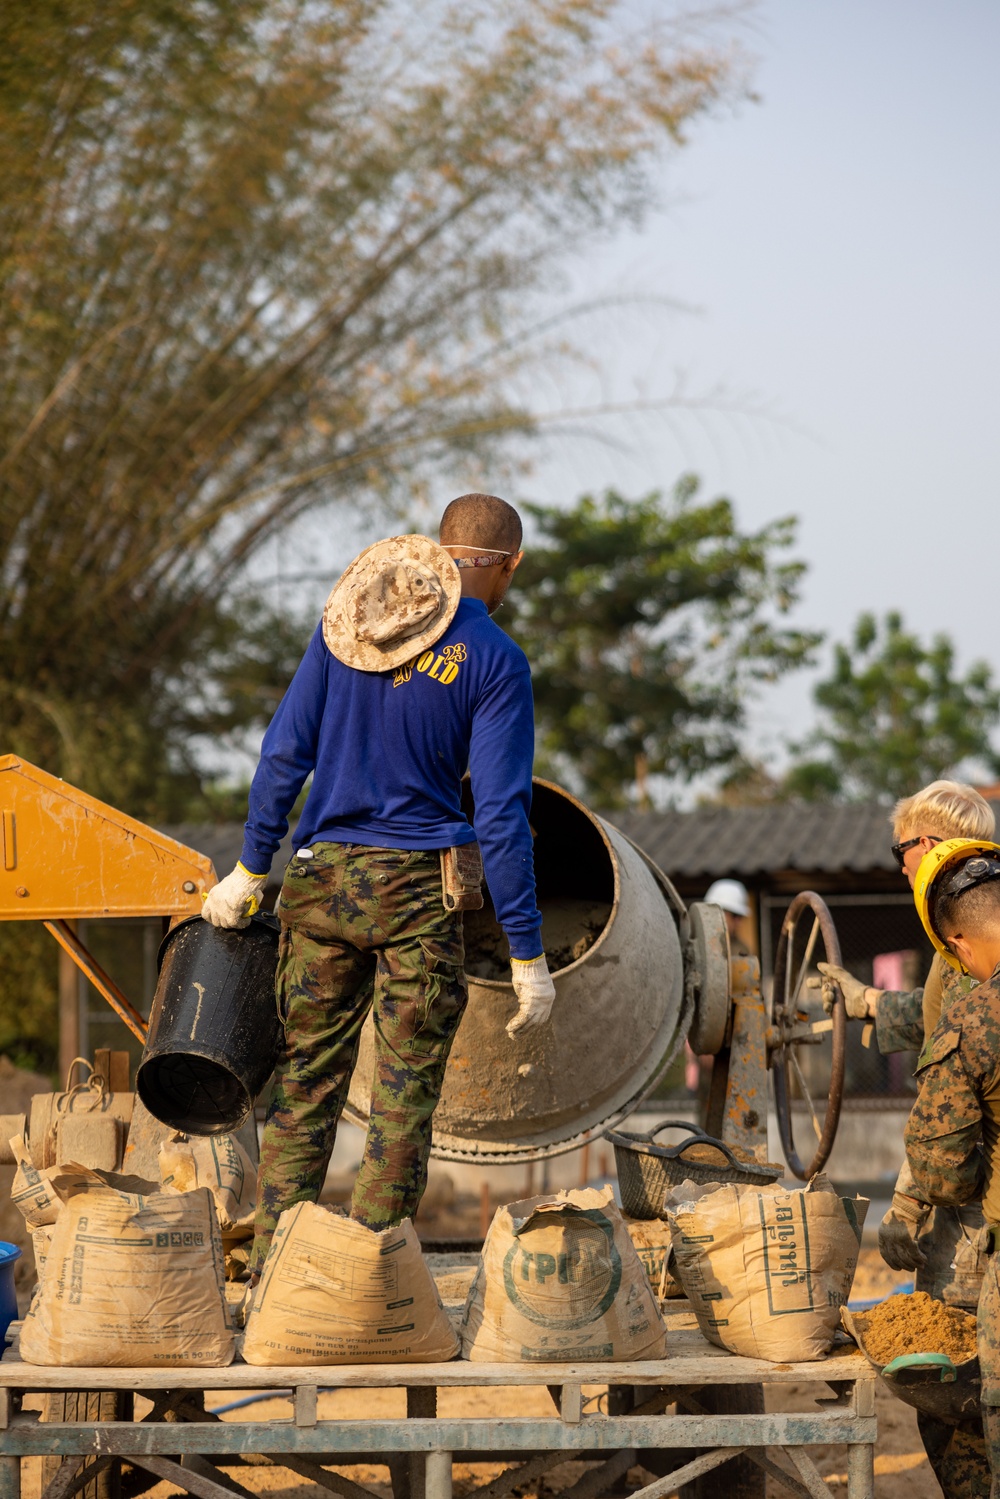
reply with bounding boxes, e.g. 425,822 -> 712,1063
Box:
159,1132 -> 256,1240
623,1215 -> 684,1299
665,1176 -> 868,1362
20,1185 -> 234,1367
242,1202 -> 459,1365
460,1187 -> 668,1363
10,1139 -> 155,1228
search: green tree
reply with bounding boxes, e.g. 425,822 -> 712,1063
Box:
785,612 -> 1000,801
504,481 -> 820,808
0,0 -> 742,819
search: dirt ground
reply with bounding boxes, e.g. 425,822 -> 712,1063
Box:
16,1249 -> 946,1499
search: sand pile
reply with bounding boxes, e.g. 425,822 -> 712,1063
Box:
858,1291 -> 977,1366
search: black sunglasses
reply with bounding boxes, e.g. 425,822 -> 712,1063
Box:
890,834 -> 941,870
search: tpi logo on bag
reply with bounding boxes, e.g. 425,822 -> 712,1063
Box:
502,1210 -> 622,1329
758,1193 -> 815,1316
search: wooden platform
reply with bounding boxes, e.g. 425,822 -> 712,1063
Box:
0,1297 -> 876,1499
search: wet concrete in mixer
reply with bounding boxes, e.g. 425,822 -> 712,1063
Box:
463,898 -> 611,979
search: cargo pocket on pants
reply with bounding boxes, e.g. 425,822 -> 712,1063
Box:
408,938 -> 468,1055
274,927 -> 293,1030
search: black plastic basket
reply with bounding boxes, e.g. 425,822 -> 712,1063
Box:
606,1119 -> 783,1219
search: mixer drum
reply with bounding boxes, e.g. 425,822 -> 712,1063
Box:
346,778 -> 685,1161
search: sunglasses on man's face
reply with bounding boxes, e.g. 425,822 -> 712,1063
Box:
890,835 -> 941,870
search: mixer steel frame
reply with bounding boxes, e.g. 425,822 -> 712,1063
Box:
0,1298 -> 876,1499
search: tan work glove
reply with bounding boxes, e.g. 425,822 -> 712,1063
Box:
202,863 -> 267,929
507,955 -> 556,1039
813,961 -> 879,1020
878,1192 -> 931,1271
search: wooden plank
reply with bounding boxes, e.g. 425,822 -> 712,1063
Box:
0,1456 -> 19,1499
0,1353 -> 874,1390
462,1453 -> 568,1499
127,1455 -> 242,1499
179,1456 -> 258,1499
627,1447 -> 747,1499
295,1387 -> 318,1428
786,1447 -> 837,1499
264,1454 -> 386,1499
0,1412 -> 879,1457
558,1448 -> 634,1499
559,1386 -> 582,1425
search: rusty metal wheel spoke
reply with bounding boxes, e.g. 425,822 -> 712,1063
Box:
771,891 -> 846,1180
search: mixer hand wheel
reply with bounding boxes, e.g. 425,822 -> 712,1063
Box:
770,891 -> 846,1180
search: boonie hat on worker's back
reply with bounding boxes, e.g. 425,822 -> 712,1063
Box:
323,534 -> 461,672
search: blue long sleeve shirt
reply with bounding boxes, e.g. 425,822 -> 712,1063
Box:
240,597 -> 543,959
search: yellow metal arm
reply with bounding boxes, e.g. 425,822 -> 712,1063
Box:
0,756 -> 216,919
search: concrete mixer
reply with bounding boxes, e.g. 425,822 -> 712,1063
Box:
0,757 -> 847,1182
345,777 -> 849,1181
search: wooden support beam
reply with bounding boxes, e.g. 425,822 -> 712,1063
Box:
295,1386 -> 318,1428
559,1449 -> 636,1499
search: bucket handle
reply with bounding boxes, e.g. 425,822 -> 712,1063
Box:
649,1127 -> 755,1175
647,1120 -> 713,1143
56,1057 -> 109,1115
881,1353 -> 958,1383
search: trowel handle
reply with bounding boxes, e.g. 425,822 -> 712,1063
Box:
881,1352 -> 958,1383
648,1120 -> 712,1142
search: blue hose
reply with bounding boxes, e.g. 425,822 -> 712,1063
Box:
208,1391 -> 292,1414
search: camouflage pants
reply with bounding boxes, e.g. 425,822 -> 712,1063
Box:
249,843 -> 467,1276
980,1246 -> 1000,1497
914,1206 -> 991,1497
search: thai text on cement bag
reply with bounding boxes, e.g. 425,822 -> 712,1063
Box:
242,1203 -> 459,1365
665,1175 -> 868,1362
19,1183 -> 234,1367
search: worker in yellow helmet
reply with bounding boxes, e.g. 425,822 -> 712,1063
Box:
814,783 -> 991,1276
904,838 -> 1000,1496
811,783 -> 993,1498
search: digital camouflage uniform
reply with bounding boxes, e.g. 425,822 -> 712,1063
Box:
880,956 -> 987,1496
249,843 -> 468,1275
905,967 -> 1000,1498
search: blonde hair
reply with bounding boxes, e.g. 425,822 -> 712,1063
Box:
892,780 -> 996,842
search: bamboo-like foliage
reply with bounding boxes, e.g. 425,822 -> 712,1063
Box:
0,0 -> 740,814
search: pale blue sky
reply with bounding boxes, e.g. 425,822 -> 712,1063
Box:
526,0 -> 1000,776
258,1 -> 1000,792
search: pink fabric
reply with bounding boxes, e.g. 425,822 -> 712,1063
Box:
872,950 -> 909,991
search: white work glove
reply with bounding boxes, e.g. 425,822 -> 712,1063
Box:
507,955 -> 556,1039
201,863 -> 267,929
809,961 -> 879,1020
878,1193 -> 931,1271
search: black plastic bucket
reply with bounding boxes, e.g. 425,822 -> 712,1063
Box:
136,913 -> 281,1136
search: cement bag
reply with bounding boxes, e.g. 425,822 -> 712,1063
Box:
460,1187 -> 667,1362
665,1176 -> 868,1362
10,1139 -> 155,1228
159,1132 -> 256,1240
242,1202 -> 458,1365
623,1216 -> 684,1299
20,1184 -> 234,1367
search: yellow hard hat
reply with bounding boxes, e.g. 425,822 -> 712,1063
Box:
913,837 -> 1000,969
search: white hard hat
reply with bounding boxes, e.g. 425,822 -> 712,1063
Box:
704,879 -> 749,917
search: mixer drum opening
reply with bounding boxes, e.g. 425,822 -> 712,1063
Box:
460,778 -> 616,978
346,776 -> 686,1158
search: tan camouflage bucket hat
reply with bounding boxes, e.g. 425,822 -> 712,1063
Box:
322,534 -> 461,671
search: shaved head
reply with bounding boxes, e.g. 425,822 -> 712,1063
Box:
937,879 -> 1000,942
439,493 -> 522,554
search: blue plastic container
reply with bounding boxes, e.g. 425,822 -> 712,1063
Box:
0,1241 -> 22,1347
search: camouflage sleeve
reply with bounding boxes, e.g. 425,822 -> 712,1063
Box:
875,987 -> 925,1054
903,1026 -> 984,1208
